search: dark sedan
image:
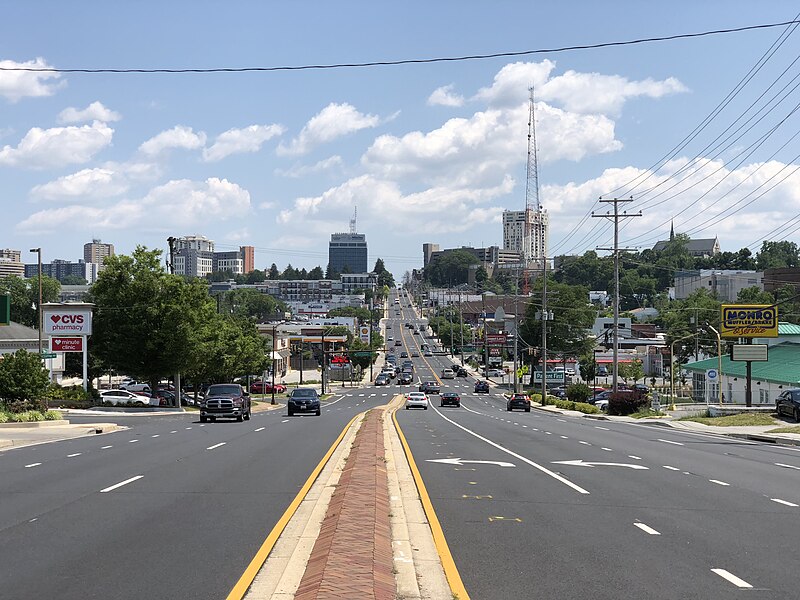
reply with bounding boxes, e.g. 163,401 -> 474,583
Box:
399,372 -> 413,385
440,392 -> 461,407
507,393 -> 531,412
474,380 -> 490,393
776,388 -> 800,421
287,388 -> 321,417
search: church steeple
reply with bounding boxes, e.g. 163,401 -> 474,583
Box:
670,220 -> 675,241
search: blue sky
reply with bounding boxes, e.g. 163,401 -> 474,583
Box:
2,1 -> 799,277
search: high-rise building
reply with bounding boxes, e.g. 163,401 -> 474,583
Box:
24,259 -> 98,284
328,233 -> 368,274
0,249 -> 24,278
174,235 -> 215,278
240,245 -> 255,273
83,239 -> 115,268
422,243 -> 440,270
502,209 -> 548,266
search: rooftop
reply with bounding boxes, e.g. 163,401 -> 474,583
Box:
683,342 -> 800,385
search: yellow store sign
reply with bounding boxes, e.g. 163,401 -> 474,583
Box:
720,304 -> 778,338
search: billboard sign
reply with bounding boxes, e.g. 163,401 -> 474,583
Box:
730,344 -> 768,362
359,326 -> 370,344
51,337 -> 84,352
43,310 -> 92,335
489,347 -> 502,357
487,333 -> 507,346
720,304 -> 778,338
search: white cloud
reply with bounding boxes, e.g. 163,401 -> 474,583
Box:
0,57 -> 64,102
138,125 -> 206,156
473,60 -> 557,107
58,101 -> 121,124
0,121 -> 113,169
541,71 -> 687,116
30,167 -> 128,200
277,103 -> 381,156
17,177 -> 251,233
428,84 -> 464,107
202,124 -> 285,162
275,155 -> 344,178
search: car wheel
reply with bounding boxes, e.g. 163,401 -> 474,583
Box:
424,406 -> 428,410
525,407 -> 531,412
507,407 -> 511,411
244,410 -> 251,421
200,416 -> 207,423
210,417 -> 216,422
288,408 -> 294,417
440,403 -> 444,407
795,408 -> 800,423
236,413 -> 244,422
405,406 -> 409,410
316,409 -> 321,416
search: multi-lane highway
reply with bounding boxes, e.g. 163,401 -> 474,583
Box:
3,289 -> 799,599
393,292 -> 800,600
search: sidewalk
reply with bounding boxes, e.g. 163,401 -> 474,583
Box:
0,420 -> 123,450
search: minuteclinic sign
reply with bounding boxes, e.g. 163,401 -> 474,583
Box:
44,310 -> 92,335
720,304 -> 778,338
51,337 -> 84,352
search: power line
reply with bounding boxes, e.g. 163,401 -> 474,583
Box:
1,21 -> 798,75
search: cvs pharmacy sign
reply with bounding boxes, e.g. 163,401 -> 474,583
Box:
43,310 -> 92,335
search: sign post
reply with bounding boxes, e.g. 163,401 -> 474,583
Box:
730,344 -> 769,407
42,303 -> 93,391
705,368 -> 719,404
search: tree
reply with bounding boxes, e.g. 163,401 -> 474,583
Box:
424,250 -> 479,286
219,288 -> 286,322
88,247 -> 219,396
325,263 -> 339,279
555,251 -> 613,290
578,355 -> 597,382
373,257 -> 395,288
185,315 -> 268,386
243,269 -> 266,284
736,286 -> 774,304
0,349 -> 50,409
659,288 -> 721,364
756,241 -> 800,270
0,275 -> 61,329
268,263 -> 280,280
60,274 -> 88,285
281,264 -> 299,280
328,306 -> 371,323
618,359 -> 644,384
308,266 -> 324,280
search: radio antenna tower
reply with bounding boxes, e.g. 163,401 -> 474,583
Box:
349,205 -> 358,234
522,86 -> 541,294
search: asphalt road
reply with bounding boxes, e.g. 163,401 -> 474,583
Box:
394,298 -> 800,599
0,390 -> 393,599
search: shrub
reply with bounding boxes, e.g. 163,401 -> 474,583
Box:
44,410 -> 62,420
9,410 -> 45,422
0,412 -> 8,423
2,399 -> 46,414
566,383 -> 591,404
0,349 -> 50,404
607,392 -> 647,416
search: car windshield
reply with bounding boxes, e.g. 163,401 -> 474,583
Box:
206,384 -> 241,396
292,389 -> 318,398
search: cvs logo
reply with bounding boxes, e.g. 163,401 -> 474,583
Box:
51,314 -> 84,324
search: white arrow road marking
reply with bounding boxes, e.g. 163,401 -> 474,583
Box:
427,458 -> 516,468
100,475 -> 143,493
206,442 -> 226,450
775,462 -> 800,471
552,460 -> 649,470
711,569 -> 753,589
634,522 -> 661,535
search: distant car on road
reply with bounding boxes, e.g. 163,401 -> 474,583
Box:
419,381 -> 440,394
394,340 -> 402,346
485,368 -> 505,378
375,374 -> 390,386
250,381 -> 287,394
398,372 -> 413,385
440,392 -> 461,407
456,367 -> 468,377
400,351 -> 409,358
776,388 -> 800,422
474,380 -> 490,393
423,350 -> 433,357
287,388 -> 321,417
441,368 -> 455,379
507,393 -> 531,412
405,392 -> 429,410
411,350 -> 420,357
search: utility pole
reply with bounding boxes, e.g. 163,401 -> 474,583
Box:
458,289 -> 464,366
539,257 -> 552,402
593,198 -> 641,394
271,323 -> 277,405
166,237 -> 184,411
482,293 -> 489,375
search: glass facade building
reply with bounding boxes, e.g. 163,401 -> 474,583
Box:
328,233 -> 368,274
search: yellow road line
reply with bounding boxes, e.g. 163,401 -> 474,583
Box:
225,413 -> 360,600
392,408 -> 470,600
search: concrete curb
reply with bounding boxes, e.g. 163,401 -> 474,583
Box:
0,419 -> 71,429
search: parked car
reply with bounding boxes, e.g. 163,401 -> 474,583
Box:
250,381 -> 287,394
419,381 -> 441,394
597,366 -> 609,376
405,392 -> 429,410
776,388 -> 800,421
120,382 -> 152,394
549,386 -> 568,399
287,388 -> 321,417
441,368 -> 455,379
200,384 -> 251,422
423,350 -> 433,357
589,390 -> 612,405
485,368 -> 505,378
474,380 -> 490,393
153,389 -> 196,406
100,389 -> 154,406
440,392 -> 461,407
507,393 -> 531,412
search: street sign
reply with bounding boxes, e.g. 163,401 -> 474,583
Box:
706,368 -> 719,381
533,371 -> 564,383
351,351 -> 373,357
730,344 -> 768,361
51,337 -> 84,352
40,352 -> 57,359
487,333 -> 507,346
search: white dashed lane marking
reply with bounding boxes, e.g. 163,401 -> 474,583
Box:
771,498 -> 799,507
100,475 -> 143,493
67,453 -> 81,458
711,569 -> 753,589
206,442 -> 226,451
101,445 -> 112,449
663,465 -> 680,471
254,427 -> 265,432
709,479 -> 730,486
658,438 -> 684,446
634,522 -> 661,535
25,463 -> 41,468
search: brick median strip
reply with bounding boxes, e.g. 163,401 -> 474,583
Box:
295,409 -> 396,600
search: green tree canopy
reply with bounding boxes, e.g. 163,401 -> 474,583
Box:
219,288 -> 286,322
756,241 -> 800,270
0,349 -> 50,407
308,266 -> 325,280
424,250 -> 479,286
0,275 -> 60,329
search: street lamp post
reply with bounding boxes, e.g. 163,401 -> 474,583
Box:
705,323 -> 724,406
29,248 -> 42,357
669,333 -> 697,411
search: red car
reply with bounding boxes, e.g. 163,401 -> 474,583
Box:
250,381 -> 287,394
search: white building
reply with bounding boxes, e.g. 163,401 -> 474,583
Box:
674,269 -> 763,302
0,249 -> 24,278
173,235 -> 215,278
502,208 -> 548,267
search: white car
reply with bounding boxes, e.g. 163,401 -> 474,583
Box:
441,368 -> 455,379
100,389 -> 155,406
405,392 -> 429,410
485,368 -> 505,378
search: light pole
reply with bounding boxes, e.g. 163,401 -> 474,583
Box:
669,333 -> 697,411
705,322 -> 724,406
29,248 -> 42,357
